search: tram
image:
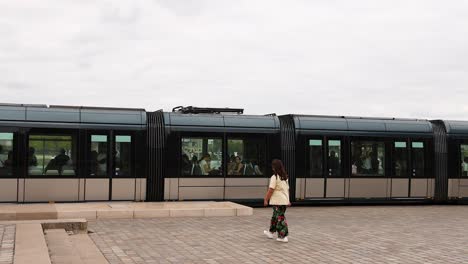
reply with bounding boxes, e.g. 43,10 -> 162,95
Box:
0,103 -> 467,205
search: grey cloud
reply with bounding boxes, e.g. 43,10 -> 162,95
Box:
155,0 -> 205,17
0,0 -> 467,120
0,81 -> 31,91
99,1 -> 141,24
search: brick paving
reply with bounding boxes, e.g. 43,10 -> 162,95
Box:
0,225 -> 15,264
88,206 -> 468,264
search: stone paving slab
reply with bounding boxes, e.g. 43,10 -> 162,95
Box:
14,224 -> 51,264
0,225 -> 15,264
88,206 -> 468,264
45,229 -> 109,264
70,234 -> 109,264
45,229 -> 83,264
0,202 -> 252,221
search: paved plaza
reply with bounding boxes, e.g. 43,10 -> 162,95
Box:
88,205 -> 468,264
0,225 -> 15,264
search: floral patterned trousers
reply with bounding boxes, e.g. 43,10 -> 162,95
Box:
269,205 -> 288,238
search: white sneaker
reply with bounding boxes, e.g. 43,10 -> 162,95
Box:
276,237 -> 288,243
263,230 -> 275,239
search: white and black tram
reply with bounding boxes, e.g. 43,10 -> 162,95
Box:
0,104 -> 147,202
0,103 -> 467,205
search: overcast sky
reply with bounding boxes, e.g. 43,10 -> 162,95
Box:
0,0 -> 467,119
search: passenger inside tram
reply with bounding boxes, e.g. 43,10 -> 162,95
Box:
0,136 -> 14,175
351,142 -> 385,176
3,151 -> 13,168
378,156 -> 384,173
28,147 -> 38,167
228,155 -> 236,174
362,151 -> 373,173
243,160 -> 255,175
210,161 -> 222,175
328,151 -> 340,175
251,159 -> 263,175
352,148 -> 362,174
44,148 -> 70,176
395,159 -> 405,176
199,154 -> 212,175
463,157 -> 468,177
372,153 -> 380,174
0,145 -> 5,166
89,150 -> 98,176
228,156 -> 244,175
0,150 -> 12,175
181,154 -> 191,175
190,155 -> 202,175
97,148 -> 107,175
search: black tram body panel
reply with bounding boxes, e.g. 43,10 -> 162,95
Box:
281,115 -> 435,204
161,112 -> 281,202
1,103 -> 468,205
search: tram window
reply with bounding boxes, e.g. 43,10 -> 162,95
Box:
0,133 -> 14,177
461,145 -> 468,177
328,140 -> 341,176
227,138 -> 265,176
181,138 -> 222,176
351,141 -> 385,176
309,139 -> 323,176
29,135 -> 76,176
412,142 -> 425,177
90,135 -> 108,177
115,135 -> 132,177
394,141 -> 408,177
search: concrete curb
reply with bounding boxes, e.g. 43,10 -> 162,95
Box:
0,201 -> 253,221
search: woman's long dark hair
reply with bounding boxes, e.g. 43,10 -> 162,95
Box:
272,159 -> 288,181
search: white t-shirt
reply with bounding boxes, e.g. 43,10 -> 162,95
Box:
269,174 -> 290,205
463,162 -> 468,172
97,153 -> 107,174
199,159 -> 208,175
363,157 -> 372,170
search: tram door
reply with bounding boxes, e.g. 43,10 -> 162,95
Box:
85,133 -> 110,201
409,141 -> 430,197
305,139 -> 324,199
85,133 -> 136,201
392,141 -> 409,198
0,132 -> 16,202
304,138 -> 344,199
325,139 -> 344,199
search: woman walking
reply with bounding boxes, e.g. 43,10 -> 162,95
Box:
264,159 -> 290,242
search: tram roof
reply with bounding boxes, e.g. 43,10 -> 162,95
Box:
0,104 -> 146,129
443,120 -> 468,135
165,112 -> 280,133
292,115 -> 433,135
